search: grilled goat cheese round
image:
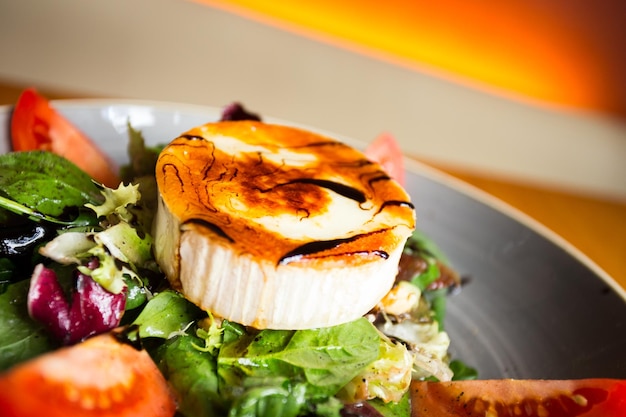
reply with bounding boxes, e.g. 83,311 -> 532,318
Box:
153,121 -> 415,329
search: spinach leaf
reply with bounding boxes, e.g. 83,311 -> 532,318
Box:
228,383 -> 307,417
369,392 -> 411,417
132,290 -> 204,339
219,318 -> 380,396
0,258 -> 16,291
450,359 -> 478,380
0,206 -> 15,224
123,275 -> 149,311
153,334 -> 226,417
403,230 -> 447,292
137,312 -> 403,417
154,333 -> 330,417
0,279 -> 59,370
405,230 -> 451,266
0,151 -> 103,218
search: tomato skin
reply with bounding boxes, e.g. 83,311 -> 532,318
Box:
11,88 -> 120,187
0,332 -> 177,417
364,132 -> 405,186
411,379 -> 626,417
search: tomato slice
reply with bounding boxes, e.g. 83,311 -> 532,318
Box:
364,132 -> 405,186
11,88 -> 120,187
0,332 -> 177,417
411,379 -> 626,417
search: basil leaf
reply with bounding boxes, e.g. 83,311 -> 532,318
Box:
0,151 -> 103,218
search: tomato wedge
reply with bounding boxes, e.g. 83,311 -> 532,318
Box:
411,379 -> 626,417
0,332 -> 177,417
364,132 -> 405,186
11,88 -> 120,187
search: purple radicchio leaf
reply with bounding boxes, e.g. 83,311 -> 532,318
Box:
219,102 -> 262,122
27,264 -> 71,342
341,402 -> 385,417
27,263 -> 126,345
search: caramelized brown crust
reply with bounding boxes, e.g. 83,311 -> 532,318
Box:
156,121 -> 415,268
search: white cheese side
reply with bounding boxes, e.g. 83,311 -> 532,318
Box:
153,121 -> 415,329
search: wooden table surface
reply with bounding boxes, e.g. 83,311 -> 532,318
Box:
1,81 -> 625,293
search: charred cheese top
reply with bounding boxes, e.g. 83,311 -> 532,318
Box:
155,121 -> 416,269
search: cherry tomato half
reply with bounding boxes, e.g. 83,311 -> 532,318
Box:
365,132 -> 405,186
411,378 -> 626,417
11,88 -> 120,187
0,332 -> 177,417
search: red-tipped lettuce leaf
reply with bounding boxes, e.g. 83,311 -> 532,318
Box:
27,264 -> 125,345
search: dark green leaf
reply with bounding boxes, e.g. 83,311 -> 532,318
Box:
404,230 -> 451,265
0,279 -> 59,370
132,290 -> 204,339
308,396 -> 344,417
228,383 -> 307,417
0,151 -> 103,218
154,334 -> 226,417
0,258 -> 17,289
404,230 -> 451,291
368,391 -> 411,417
0,207 -> 15,224
123,276 -> 149,310
219,318 -> 380,395
410,261 -> 440,291
450,359 -> 478,380
222,319 -> 247,344
425,288 -> 448,329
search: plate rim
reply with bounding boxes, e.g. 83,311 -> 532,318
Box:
2,98 -> 624,301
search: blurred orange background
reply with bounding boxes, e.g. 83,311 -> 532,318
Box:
195,0 -> 626,120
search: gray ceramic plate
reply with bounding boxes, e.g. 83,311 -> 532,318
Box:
2,100 -> 625,379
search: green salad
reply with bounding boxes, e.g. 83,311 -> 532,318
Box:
0,115 -> 475,417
